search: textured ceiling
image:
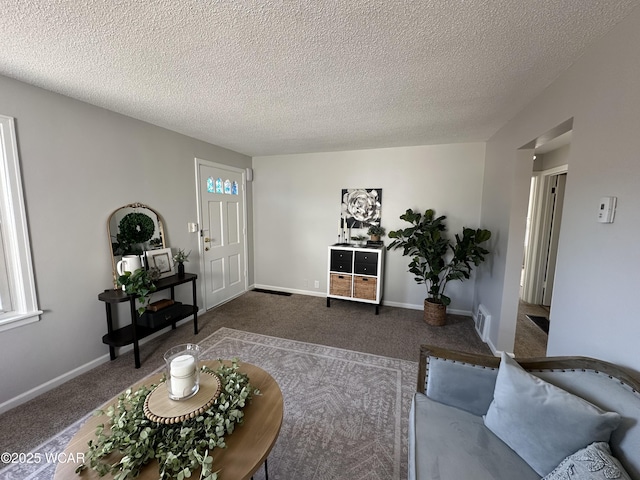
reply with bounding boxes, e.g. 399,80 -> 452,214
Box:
0,1 -> 638,156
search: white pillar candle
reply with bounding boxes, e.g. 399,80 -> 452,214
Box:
170,354 -> 196,398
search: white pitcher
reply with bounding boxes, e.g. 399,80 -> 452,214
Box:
116,255 -> 142,276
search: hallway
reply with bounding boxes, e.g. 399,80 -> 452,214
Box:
514,300 -> 549,357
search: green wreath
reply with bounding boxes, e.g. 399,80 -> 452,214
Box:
118,212 -> 155,244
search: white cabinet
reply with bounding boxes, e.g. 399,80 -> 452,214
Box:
326,245 -> 384,314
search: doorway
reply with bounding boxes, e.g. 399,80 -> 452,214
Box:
522,168 -> 567,307
195,159 -> 248,310
516,128 -> 571,356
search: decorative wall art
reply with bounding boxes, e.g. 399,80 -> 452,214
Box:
341,188 -> 382,228
145,248 -> 174,278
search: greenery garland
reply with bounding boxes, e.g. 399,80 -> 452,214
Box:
76,361 -> 259,480
118,212 -> 156,245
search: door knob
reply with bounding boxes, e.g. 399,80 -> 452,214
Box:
204,237 -> 211,243
205,247 -> 210,251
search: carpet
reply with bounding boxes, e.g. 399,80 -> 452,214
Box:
526,314 -> 550,334
0,327 -> 417,480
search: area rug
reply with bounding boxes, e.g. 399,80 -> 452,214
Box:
0,327 -> 417,480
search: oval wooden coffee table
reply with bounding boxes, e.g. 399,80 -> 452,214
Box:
54,361 -> 283,480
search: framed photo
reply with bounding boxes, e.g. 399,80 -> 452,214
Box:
146,248 -> 174,278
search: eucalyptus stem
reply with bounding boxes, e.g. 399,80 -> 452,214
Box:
76,360 -> 258,480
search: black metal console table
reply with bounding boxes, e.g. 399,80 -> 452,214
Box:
99,273 -> 198,368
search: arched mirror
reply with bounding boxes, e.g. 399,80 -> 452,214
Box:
107,203 -> 166,288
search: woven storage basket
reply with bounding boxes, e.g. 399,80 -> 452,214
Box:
330,273 -> 352,297
423,299 -> 447,326
353,276 -> 376,300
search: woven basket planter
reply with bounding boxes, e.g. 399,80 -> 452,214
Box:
423,299 -> 447,326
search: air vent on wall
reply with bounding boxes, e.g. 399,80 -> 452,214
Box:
474,304 -> 490,342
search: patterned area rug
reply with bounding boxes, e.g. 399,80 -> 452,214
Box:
0,328 -> 418,480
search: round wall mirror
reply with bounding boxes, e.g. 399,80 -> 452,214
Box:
107,203 -> 166,288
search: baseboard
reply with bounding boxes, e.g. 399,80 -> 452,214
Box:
0,354 -> 110,415
0,316 -> 197,415
485,336 -> 511,357
381,299 -> 472,317
251,286 -> 473,316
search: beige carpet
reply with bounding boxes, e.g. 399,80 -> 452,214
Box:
514,300 -> 549,357
0,290 -> 492,474
1,328 -> 418,480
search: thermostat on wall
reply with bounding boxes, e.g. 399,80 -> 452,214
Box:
597,196 -> 617,223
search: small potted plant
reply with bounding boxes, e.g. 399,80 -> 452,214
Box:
367,225 -> 386,242
173,249 -> 191,278
117,267 -> 159,315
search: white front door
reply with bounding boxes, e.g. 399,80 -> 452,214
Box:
196,159 -> 247,309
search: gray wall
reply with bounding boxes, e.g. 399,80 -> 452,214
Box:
534,144 -> 571,172
0,75 -> 251,409
252,143 -> 487,313
542,144 -> 570,171
5,2 -> 640,409
476,6 -> 640,372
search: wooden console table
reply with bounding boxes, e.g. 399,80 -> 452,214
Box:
54,361 -> 283,480
99,273 -> 198,368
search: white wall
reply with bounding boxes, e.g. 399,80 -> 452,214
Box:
0,75 -> 251,410
538,144 -> 571,171
252,143 -> 486,313
476,7 -> 640,372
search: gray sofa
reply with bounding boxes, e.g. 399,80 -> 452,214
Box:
409,345 -> 640,480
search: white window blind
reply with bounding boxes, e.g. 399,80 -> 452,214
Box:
0,114 -> 41,331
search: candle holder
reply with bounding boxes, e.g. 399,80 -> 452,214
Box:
164,344 -> 201,400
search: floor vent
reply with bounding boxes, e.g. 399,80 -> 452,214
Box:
253,288 -> 292,296
475,304 -> 491,341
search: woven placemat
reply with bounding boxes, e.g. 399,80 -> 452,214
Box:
143,371 -> 222,424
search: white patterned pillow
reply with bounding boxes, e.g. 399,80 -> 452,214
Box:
543,442 -> 632,480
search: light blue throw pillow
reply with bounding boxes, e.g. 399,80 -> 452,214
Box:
484,353 -> 621,477
543,442 -> 632,480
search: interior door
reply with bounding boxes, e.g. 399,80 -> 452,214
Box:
542,173 -> 566,306
196,160 -> 247,309
521,169 -> 567,305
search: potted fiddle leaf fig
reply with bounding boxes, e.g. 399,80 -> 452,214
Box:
387,209 -> 491,326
